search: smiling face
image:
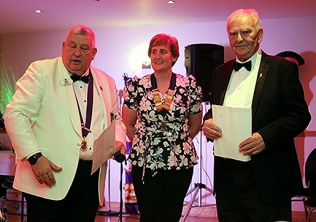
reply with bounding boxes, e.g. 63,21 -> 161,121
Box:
227,9 -> 263,61
149,44 -> 177,73
62,26 -> 97,75
147,34 -> 179,73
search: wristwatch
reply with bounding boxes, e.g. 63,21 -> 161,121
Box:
28,152 -> 43,165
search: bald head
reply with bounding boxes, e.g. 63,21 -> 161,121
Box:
62,25 -> 97,75
66,25 -> 96,48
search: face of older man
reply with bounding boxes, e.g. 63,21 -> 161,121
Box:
62,31 -> 97,76
227,15 -> 263,61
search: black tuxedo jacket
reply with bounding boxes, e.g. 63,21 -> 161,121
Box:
204,51 -> 311,204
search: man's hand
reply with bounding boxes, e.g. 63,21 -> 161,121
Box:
239,132 -> 266,156
202,118 -> 222,140
112,141 -> 127,163
31,156 -> 62,187
115,141 -> 126,155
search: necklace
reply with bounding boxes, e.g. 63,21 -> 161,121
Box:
151,73 -> 176,112
73,71 -> 93,152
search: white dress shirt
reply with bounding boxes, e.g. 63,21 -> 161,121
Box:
223,50 -> 262,108
72,71 -> 105,160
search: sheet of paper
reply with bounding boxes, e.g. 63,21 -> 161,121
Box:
212,105 -> 252,162
91,122 -> 116,174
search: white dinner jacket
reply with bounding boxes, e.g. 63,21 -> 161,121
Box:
4,57 -> 126,205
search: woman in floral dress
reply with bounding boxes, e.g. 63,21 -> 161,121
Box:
122,33 -> 203,222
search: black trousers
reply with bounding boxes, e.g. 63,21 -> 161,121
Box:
24,160 -> 99,222
215,160 -> 291,222
132,166 -> 193,222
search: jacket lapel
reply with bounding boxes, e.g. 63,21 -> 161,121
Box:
219,60 -> 235,105
57,58 -> 82,136
252,52 -> 269,119
90,68 -> 111,129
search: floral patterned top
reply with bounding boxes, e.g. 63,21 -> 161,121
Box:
123,73 -> 203,172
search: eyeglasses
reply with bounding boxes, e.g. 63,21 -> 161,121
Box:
229,29 -> 255,40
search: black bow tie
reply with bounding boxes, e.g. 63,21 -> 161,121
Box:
70,74 -> 90,83
233,61 -> 252,71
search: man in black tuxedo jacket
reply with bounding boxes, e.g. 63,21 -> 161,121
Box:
202,9 -> 311,222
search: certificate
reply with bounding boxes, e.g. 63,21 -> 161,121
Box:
212,105 -> 252,162
91,122 -> 116,174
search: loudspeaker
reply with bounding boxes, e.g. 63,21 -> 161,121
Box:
185,43 -> 224,102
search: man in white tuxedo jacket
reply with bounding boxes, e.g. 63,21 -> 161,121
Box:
4,25 -> 126,222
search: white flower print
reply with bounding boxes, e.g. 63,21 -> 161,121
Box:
124,73 -> 202,172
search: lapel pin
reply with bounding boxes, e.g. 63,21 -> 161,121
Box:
59,78 -> 71,86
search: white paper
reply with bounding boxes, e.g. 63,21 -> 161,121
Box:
212,105 -> 252,162
91,122 -> 117,174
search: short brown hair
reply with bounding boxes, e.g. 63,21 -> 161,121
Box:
148,33 -> 179,65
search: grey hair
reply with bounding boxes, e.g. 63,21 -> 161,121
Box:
67,25 -> 96,47
226,9 -> 263,32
